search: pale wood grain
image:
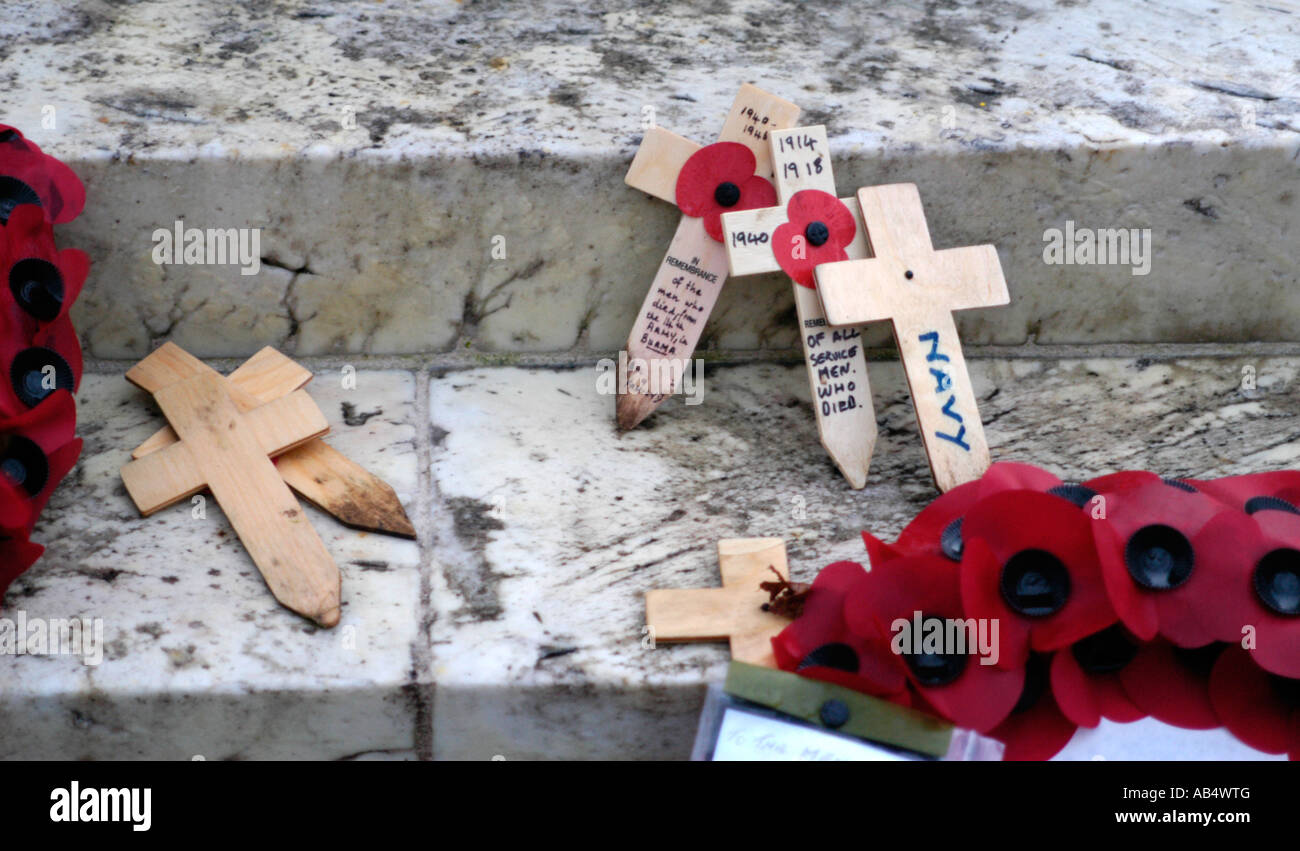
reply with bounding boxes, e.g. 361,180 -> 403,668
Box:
617,84 -> 800,430
625,126 -> 700,204
125,373 -> 341,627
645,537 -> 791,668
815,183 -> 1009,492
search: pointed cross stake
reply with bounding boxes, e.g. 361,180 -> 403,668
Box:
618,84 -> 801,429
120,372 -> 342,627
127,343 -> 415,538
644,537 -> 792,667
720,125 -> 876,488
814,184 -> 1009,492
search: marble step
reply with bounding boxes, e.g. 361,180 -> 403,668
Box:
3,354 -> 1295,759
1,0 -> 1296,360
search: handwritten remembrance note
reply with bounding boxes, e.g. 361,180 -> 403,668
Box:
711,708 -> 910,762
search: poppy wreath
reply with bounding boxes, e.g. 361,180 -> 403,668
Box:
0,126 -> 85,604
772,461 -> 1300,760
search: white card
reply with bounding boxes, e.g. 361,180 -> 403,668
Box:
710,707 -> 912,762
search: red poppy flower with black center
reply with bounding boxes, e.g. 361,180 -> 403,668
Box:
1,390 -> 81,540
675,142 -> 777,243
988,652 -> 1078,760
1209,645 -> 1300,758
843,554 -> 1024,732
1117,639 -> 1224,730
863,461 -> 1067,568
1049,624 -> 1146,728
772,560 -> 908,700
2,204 -> 90,336
1197,469 -> 1300,515
960,490 -> 1116,668
770,189 -> 856,288
1090,477 -> 1227,643
0,531 -> 43,605
0,125 -> 85,225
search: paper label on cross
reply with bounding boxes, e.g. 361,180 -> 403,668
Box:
814,184 -> 1009,492
644,537 -> 791,667
617,84 -> 801,430
719,125 -> 877,489
120,372 -> 342,626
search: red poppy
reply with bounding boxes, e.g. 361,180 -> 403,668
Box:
2,204 -> 90,336
770,189 -> 855,288
675,142 -> 776,242
0,472 -> 31,533
1209,645 -> 1300,757
1090,478 -> 1226,642
0,531 -> 43,605
988,653 -> 1079,760
1049,625 -> 1145,727
843,554 -> 1024,732
0,125 -> 85,225
772,560 -> 908,699
960,490 -> 1116,668
1197,469 -> 1300,515
0,390 -> 81,538
1117,639 -> 1223,730
863,461 -> 1066,568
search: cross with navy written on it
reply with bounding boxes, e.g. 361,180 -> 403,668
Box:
618,84 -> 801,430
719,125 -> 876,489
814,184 -> 1009,493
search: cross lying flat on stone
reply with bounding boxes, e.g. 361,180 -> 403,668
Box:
617,84 -> 801,430
814,184 -> 1009,492
127,343 -> 415,538
120,371 -> 342,627
720,125 -> 877,489
644,537 -> 792,667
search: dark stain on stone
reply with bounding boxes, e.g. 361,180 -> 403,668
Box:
341,401 -> 382,427
350,559 -> 391,571
444,497 -> 507,621
84,567 -> 122,584
1183,198 -> 1219,219
430,424 -> 450,447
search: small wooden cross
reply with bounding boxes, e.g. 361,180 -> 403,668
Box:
127,343 -> 415,538
618,84 -> 801,430
719,124 -> 877,489
120,372 -> 342,627
644,537 -> 792,667
814,184 -> 1009,492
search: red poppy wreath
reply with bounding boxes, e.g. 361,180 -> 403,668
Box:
0,126 -> 86,603
773,461 -> 1300,760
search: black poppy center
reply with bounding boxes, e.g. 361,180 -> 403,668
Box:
1047,483 -> 1098,509
1268,672 -> 1300,704
713,181 -> 741,208
1012,652 -> 1051,714
1124,524 -> 1194,590
1245,495 -> 1300,516
1162,478 -> 1198,493
804,220 -> 829,247
1000,549 -> 1070,617
9,258 -> 64,322
0,435 -> 48,496
797,642 -> 859,673
1254,549 -> 1300,617
940,517 -> 964,562
1071,624 -> 1138,674
902,614 -> 968,687
0,176 -> 41,225
10,347 -> 74,408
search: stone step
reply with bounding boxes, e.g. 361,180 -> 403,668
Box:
1,1 -> 1296,360
3,354 -> 1295,758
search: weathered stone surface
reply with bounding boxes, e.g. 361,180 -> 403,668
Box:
1,0 -> 1294,357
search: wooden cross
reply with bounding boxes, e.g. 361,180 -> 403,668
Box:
719,125 -> 876,489
618,84 -> 801,429
644,537 -> 791,667
120,371 -> 342,627
127,343 -> 415,538
814,184 -> 1009,492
